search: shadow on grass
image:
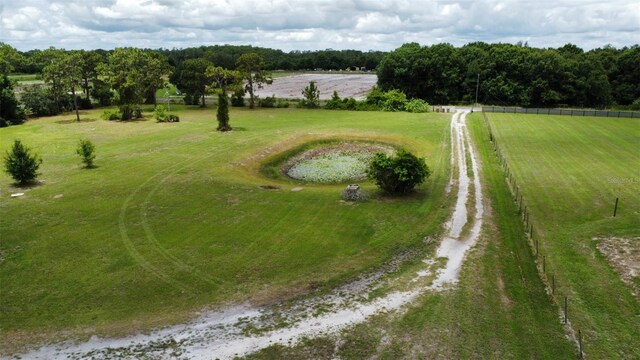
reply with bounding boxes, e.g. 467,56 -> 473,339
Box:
8,179 -> 44,190
55,118 -> 98,124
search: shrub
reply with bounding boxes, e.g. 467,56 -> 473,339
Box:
19,85 -> 58,117
300,81 -> 320,108
0,117 -> 8,128
259,95 -> 289,108
101,109 -> 122,121
76,139 -> 96,168
259,94 -> 277,108
367,149 -> 430,194
404,98 -> 430,113
4,140 -> 42,185
77,96 -> 93,110
231,90 -> 245,107
167,114 -> 180,122
381,89 -> 407,111
0,75 -> 26,125
154,105 -> 168,122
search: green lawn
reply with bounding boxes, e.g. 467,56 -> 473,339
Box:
485,113 -> 640,358
0,107 -> 451,352
242,113 -> 580,359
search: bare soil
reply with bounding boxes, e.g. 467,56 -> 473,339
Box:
254,74 -> 378,100
593,236 -> 640,299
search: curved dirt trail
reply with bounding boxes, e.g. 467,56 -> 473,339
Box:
17,110 -> 484,360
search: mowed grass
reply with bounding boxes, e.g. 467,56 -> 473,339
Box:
0,107 -> 451,351
242,113 -> 578,359
486,113 -> 640,358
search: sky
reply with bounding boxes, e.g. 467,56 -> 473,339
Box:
1,0 -> 639,52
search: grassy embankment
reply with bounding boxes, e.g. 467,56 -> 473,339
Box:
485,113 -> 640,358
0,106 -> 451,353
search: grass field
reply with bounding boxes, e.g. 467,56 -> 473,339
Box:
0,107 -> 452,352
485,113 -> 640,358
241,113 -> 579,359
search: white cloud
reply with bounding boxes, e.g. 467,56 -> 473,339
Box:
0,0 -> 638,51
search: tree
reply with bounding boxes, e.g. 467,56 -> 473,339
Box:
236,53 -> 272,109
78,50 -> 105,100
40,47 -> 69,115
0,42 -> 24,74
0,74 -> 26,126
4,140 -> 42,185
205,66 -> 241,131
367,150 -> 430,194
99,48 -> 171,120
301,81 -> 320,108
170,58 -> 212,106
76,139 -> 96,168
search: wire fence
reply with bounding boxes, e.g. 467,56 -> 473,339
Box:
483,106 -> 640,118
482,112 -> 585,359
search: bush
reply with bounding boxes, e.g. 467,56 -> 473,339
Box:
77,96 -> 93,110
300,81 -> 320,108
231,90 -> 245,107
0,75 -> 26,125
167,114 -> 180,122
19,85 -> 58,117
76,139 -> 96,168
404,98 -> 430,113
3,139 -> 42,185
154,105 -> 168,122
0,117 -> 8,128
101,109 -> 122,121
259,95 -> 289,108
381,89 -> 407,112
367,149 -> 430,194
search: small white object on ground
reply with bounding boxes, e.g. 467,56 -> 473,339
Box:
11,193 -> 24,198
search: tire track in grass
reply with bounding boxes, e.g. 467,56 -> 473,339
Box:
120,133 -> 264,291
20,113 -> 466,359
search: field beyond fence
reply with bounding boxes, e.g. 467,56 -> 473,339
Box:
483,106 -> 640,118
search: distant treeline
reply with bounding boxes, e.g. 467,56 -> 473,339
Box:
377,42 -> 640,109
4,42 -> 639,109
10,45 -> 385,73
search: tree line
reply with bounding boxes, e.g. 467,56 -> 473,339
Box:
377,42 -> 639,109
1,42 -> 639,126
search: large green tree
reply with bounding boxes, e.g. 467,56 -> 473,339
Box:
236,53 -> 272,109
40,47 -> 70,114
170,58 -> 212,106
0,42 -> 24,74
99,48 -> 170,120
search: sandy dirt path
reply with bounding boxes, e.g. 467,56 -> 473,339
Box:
15,110 -> 484,360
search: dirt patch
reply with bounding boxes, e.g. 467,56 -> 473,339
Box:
593,237 -> 640,299
259,185 -> 281,190
254,74 -> 377,100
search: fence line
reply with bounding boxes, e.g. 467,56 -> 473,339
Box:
481,112 -> 584,359
483,106 -> 640,119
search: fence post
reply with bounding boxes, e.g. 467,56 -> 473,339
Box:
543,255 -> 546,273
613,197 -> 619,217
578,330 -> 583,359
530,224 -> 533,238
564,296 -> 568,324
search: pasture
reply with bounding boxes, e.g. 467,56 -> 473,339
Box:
484,113 -> 640,358
0,106 -> 451,352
